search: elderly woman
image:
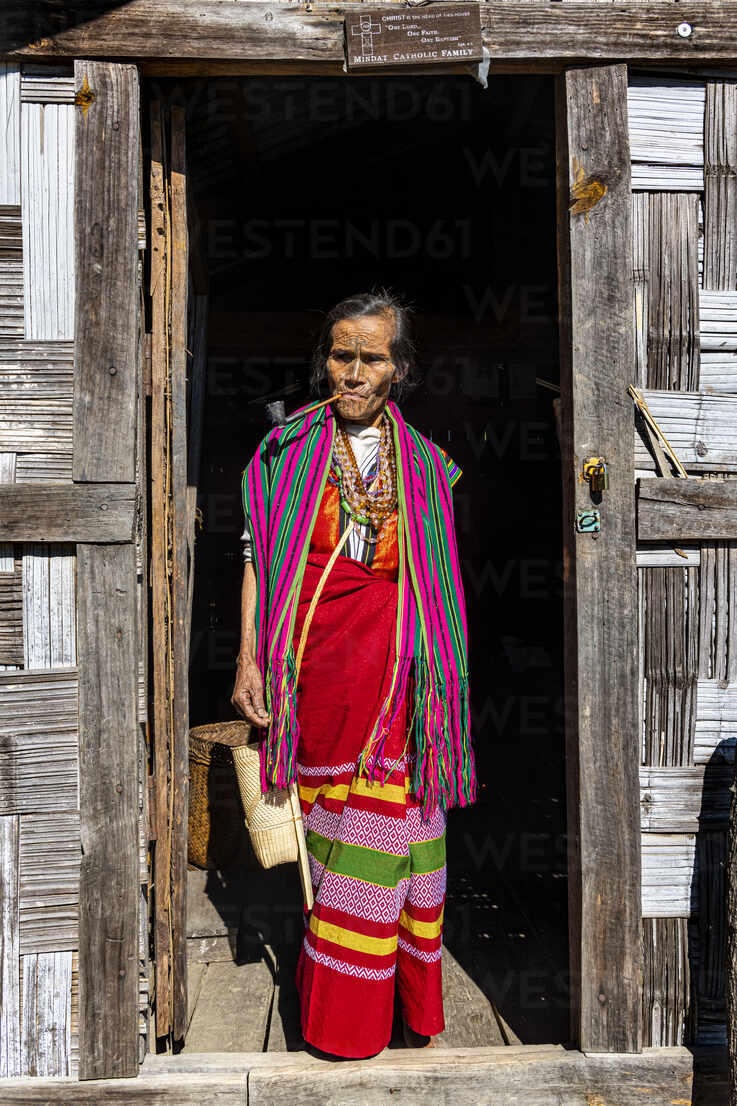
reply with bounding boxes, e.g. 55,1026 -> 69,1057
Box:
232,291 -> 475,1058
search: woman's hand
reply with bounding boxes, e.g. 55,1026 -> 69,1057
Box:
232,654 -> 270,728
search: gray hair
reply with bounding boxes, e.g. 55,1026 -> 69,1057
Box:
309,288 -> 419,400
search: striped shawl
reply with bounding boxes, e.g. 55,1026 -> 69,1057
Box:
240,399 -> 476,814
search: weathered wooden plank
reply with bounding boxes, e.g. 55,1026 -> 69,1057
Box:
704,80 -> 737,291
169,104 -> 189,1045
0,1071 -> 248,1102
20,950 -> 72,1076
645,193 -> 700,391
0,814 -> 21,1075
641,833 -> 697,918
20,101 -> 74,340
19,811 -> 80,955
0,64 -> 21,204
640,764 -> 733,830
8,2 -> 737,68
0,668 -> 78,815
628,76 -> 705,191
556,64 -> 641,1052
634,389 -> 737,472
77,543 -> 139,1079
185,961 -> 273,1053
637,477 -> 737,540
148,99 -> 171,1042
73,61 -> 139,483
695,678 -> 737,764
0,346 -> 73,453
642,917 -> 692,1046
0,485 -> 135,543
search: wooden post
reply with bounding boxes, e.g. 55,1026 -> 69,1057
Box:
76,544 -> 139,1079
555,63 -> 643,1052
73,60 -> 141,1079
148,100 -> 171,1042
169,104 -> 189,1044
73,61 -> 139,484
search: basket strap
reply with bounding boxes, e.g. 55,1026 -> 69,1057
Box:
294,518 -> 355,678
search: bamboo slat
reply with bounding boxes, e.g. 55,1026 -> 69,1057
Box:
641,833 -> 697,918
0,65 -> 20,205
640,764 -> 733,831
0,558 -> 23,668
699,290 -> 737,392
18,811 -> 80,955
645,193 -> 700,391
694,678 -> 737,764
21,545 -> 76,670
641,917 -> 692,1046
20,950 -> 72,1076
628,77 -> 705,191
0,205 -> 23,338
20,102 -> 74,340
0,348 -> 73,454
642,566 -> 699,766
704,80 -> 737,291
20,76 -> 75,104
634,390 -> 737,471
0,814 -> 21,1075
0,668 -> 78,815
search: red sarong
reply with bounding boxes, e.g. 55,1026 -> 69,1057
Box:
293,548 -> 446,1058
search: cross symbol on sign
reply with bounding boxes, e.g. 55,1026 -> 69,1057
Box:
351,15 -> 382,58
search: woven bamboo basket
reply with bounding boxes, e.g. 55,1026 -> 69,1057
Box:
187,721 -> 252,870
230,735 -> 300,869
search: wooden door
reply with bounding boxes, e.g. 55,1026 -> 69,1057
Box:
558,63 -> 737,1052
0,61 -> 146,1079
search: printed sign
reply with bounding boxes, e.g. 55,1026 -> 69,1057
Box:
344,6 -> 483,70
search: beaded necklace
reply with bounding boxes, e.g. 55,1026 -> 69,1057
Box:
333,415 -> 397,531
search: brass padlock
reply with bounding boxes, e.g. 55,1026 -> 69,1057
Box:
582,456 -> 608,493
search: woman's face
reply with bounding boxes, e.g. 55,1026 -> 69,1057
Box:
326,312 -> 404,427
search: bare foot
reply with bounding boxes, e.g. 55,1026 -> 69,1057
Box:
402,1019 -> 437,1048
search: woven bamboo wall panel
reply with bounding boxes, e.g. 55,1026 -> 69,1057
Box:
0,205 -> 23,339
0,667 -> 78,815
628,77 -> 705,190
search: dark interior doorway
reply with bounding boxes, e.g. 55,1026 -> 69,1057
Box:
167,72 -> 568,1048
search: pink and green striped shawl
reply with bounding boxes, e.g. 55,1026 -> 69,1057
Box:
240,399 -> 476,814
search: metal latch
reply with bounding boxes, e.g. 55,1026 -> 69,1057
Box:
575,508 -> 600,533
582,456 -> 609,493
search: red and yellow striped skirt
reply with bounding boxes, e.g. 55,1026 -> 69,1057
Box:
293,551 -> 446,1059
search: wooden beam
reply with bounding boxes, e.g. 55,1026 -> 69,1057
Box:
637,477 -> 737,540
77,543 -> 139,1079
168,104 -> 189,1045
73,61 -> 139,483
0,484 -> 135,543
5,3 -> 737,69
148,100 -> 171,1042
555,64 -> 642,1052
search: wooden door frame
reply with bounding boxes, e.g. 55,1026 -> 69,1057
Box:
5,9 -> 724,1066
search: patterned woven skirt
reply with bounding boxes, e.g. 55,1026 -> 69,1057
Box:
292,550 -> 446,1058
